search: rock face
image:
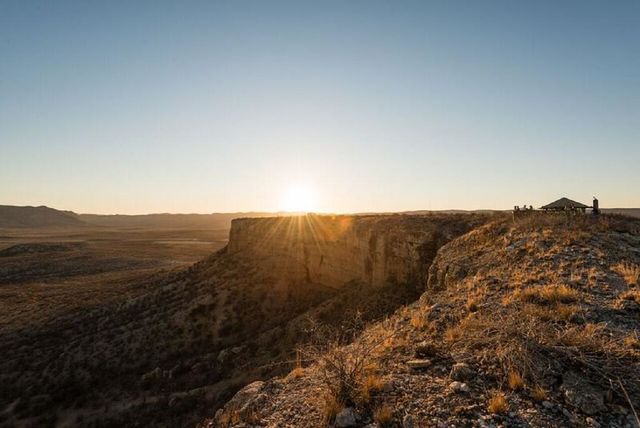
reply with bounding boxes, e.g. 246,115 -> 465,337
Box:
228,214 -> 488,290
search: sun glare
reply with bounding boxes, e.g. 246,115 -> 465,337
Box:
282,184 -> 316,213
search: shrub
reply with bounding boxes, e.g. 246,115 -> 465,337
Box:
302,314 -> 393,406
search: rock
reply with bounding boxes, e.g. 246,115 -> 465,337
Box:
215,381 -> 266,424
403,414 -> 415,428
335,407 -> 357,427
449,362 -> 473,381
542,401 -> 554,409
407,359 -> 431,370
141,367 -> 162,384
191,362 -> 205,373
217,348 -> 230,364
415,341 -> 438,357
561,372 -> 606,415
562,408 -> 573,418
449,381 -> 470,393
586,417 -> 601,427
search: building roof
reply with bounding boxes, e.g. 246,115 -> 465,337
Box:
541,197 -> 589,210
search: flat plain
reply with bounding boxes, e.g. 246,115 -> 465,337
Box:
0,226 -> 228,334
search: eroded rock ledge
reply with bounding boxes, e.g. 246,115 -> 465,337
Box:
227,213 -> 490,290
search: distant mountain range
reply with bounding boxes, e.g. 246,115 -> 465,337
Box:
0,205 -> 638,229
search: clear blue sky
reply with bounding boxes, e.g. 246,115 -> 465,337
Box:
1,0 -> 638,213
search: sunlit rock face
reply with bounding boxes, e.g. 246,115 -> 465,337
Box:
227,214 -> 489,289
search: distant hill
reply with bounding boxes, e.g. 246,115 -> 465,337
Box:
0,205 -> 85,228
602,208 -> 640,218
79,212 -> 279,229
0,205 -> 281,230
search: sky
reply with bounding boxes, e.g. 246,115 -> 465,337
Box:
1,0 -> 638,214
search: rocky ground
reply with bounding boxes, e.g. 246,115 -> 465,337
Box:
210,214 -> 640,428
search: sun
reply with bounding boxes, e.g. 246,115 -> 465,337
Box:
282,183 -> 316,213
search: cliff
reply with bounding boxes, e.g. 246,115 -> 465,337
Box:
227,214 -> 489,290
212,214 -> 640,428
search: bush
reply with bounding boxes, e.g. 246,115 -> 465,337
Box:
301,314 -> 393,406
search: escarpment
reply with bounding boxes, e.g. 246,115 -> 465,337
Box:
227,213 -> 490,290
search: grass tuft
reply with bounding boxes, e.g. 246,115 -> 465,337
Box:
374,404 -> 393,426
488,391 -> 508,414
513,284 -> 579,305
360,374 -> 384,403
508,371 -> 524,391
613,262 -> 640,287
531,385 -> 547,401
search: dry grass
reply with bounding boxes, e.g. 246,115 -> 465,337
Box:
410,312 -> 429,330
488,392 -> 508,414
522,303 -> 578,322
444,306 -> 640,407
507,371 -> 524,390
513,284 -> 579,305
360,374 -> 384,403
322,393 -> 344,426
288,367 -> 305,379
531,385 -> 547,401
620,290 -> 640,304
444,325 -> 462,343
613,262 -> 640,287
288,350 -> 305,379
624,333 -> 640,350
374,404 -> 393,426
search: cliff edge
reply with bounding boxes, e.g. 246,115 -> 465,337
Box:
212,214 -> 640,428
